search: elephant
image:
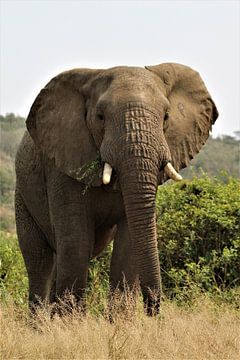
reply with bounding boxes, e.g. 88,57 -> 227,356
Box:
15,63 -> 218,315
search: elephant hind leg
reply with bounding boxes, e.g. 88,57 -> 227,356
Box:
15,189 -> 54,312
92,225 -> 117,257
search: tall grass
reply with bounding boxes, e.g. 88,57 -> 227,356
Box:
1,296 -> 239,359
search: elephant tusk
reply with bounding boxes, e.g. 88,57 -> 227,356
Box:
164,162 -> 183,181
103,163 -> 112,185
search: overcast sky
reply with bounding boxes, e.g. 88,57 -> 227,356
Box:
1,0 -> 239,137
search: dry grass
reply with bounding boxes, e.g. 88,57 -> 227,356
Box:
1,297 -> 240,360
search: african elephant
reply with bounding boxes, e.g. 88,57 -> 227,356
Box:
15,63 -> 218,315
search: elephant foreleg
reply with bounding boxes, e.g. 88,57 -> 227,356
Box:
109,218 -> 138,318
110,218 -> 138,289
53,203 -> 95,312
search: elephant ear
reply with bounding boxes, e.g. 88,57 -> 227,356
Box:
26,68 -> 103,184
146,63 -> 218,172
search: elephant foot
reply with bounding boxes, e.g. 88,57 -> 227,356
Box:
50,291 -> 87,318
143,291 -> 161,316
108,285 -> 139,323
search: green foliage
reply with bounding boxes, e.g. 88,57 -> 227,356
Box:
156,176 -> 240,301
0,152 -> 15,199
0,231 -> 28,305
0,151 -> 16,232
87,244 -> 112,314
0,114 -> 25,158
0,114 -> 26,232
0,114 -> 25,203
69,156 -> 103,194
0,113 -> 25,132
0,207 -> 15,233
182,135 -> 240,178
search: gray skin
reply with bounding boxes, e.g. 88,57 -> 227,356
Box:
15,63 -> 218,315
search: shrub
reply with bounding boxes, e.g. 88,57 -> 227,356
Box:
156,175 -> 240,301
0,231 -> 28,305
87,244 -> 112,314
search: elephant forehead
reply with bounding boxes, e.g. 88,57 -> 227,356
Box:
102,66 -> 156,84
107,65 -> 146,75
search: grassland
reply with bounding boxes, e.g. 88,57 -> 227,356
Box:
1,297 -> 239,359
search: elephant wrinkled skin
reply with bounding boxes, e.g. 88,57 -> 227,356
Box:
15,63 -> 218,315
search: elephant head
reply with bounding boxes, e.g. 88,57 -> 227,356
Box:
26,64 -> 218,313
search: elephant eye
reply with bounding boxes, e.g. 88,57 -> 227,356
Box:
164,111 -> 169,121
96,112 -> 105,122
163,111 -> 169,131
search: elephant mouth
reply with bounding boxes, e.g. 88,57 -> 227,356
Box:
102,161 -> 182,185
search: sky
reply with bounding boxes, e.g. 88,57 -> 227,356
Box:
1,0 -> 239,137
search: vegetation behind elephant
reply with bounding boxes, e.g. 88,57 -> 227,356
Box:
15,63 -> 218,315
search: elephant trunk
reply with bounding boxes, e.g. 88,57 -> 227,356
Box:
119,155 -> 160,315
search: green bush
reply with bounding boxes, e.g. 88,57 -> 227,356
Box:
0,152 -> 15,202
157,176 -> 240,300
87,244 -> 112,313
0,231 -> 28,305
0,176 -> 239,307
